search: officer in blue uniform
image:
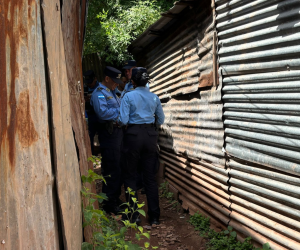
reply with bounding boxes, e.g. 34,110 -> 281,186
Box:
90,66 -> 123,214
83,70 -> 101,155
121,63 -> 150,100
121,60 -> 137,99
119,68 -> 165,225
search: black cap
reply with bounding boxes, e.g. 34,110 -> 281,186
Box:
83,70 -> 96,84
122,60 -> 137,69
132,67 -> 147,79
104,66 -> 122,84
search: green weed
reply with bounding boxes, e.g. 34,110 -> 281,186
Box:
81,156 -> 158,250
189,212 -> 272,250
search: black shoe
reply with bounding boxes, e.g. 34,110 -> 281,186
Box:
149,217 -> 160,226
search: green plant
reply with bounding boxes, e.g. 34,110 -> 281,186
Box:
159,181 -> 173,200
84,0 -> 174,65
81,156 -> 158,249
159,181 -> 181,212
188,212 -> 272,250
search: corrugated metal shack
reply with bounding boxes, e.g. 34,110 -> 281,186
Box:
0,0 -> 93,249
129,0 -> 230,238
129,0 -> 300,249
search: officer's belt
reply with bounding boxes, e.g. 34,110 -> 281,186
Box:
98,122 -> 121,129
128,124 -> 154,128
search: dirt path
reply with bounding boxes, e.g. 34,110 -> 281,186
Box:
94,168 -> 207,249
124,190 -> 207,250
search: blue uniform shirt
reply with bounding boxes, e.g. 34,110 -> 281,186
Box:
119,87 -> 165,125
90,82 -> 120,123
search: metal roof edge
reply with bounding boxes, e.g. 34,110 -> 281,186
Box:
129,1 -> 196,54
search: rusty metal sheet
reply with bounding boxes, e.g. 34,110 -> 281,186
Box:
0,0 -> 59,248
61,0 -> 96,242
217,0 -> 300,248
41,0 -> 82,249
159,94 -> 225,167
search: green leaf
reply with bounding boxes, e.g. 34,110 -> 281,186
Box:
95,246 -> 106,250
137,209 -> 146,217
144,242 -> 150,248
227,226 -> 233,231
263,243 -> 271,249
120,226 -> 127,237
127,242 -> 141,250
138,226 -> 143,233
230,231 -> 237,238
81,242 -> 93,250
135,233 -> 141,240
83,210 -> 93,223
223,230 -> 229,235
143,232 -> 150,239
94,232 -> 104,242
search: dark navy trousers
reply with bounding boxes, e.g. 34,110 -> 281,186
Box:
98,127 -> 123,209
122,125 -> 160,219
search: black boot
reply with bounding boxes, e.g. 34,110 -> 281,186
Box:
149,217 -> 160,225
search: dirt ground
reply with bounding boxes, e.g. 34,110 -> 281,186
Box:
129,189 -> 207,250
95,174 -> 207,250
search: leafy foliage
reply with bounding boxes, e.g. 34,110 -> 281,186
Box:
84,0 -> 173,65
81,156 -> 157,249
189,212 -> 272,250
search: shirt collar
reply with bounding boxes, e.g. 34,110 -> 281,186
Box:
135,86 -> 149,91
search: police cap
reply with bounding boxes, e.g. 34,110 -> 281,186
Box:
132,67 -> 147,79
104,66 -> 123,85
122,60 -> 137,69
83,70 -> 96,84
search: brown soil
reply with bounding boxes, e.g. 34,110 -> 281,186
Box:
130,189 -> 207,250
95,174 -> 207,250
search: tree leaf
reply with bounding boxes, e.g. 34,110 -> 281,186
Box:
137,209 -> 146,217
81,242 -> 93,250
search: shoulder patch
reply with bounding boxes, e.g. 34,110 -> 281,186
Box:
153,97 -> 157,101
98,95 -> 105,99
106,96 -> 113,100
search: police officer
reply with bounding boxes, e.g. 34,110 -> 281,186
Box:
119,68 -> 165,225
83,70 -> 100,155
121,61 -> 150,99
90,66 -> 123,215
120,60 -> 137,99
115,76 -> 127,98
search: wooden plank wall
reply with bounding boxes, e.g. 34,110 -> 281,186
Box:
41,0 -> 82,249
0,0 -> 60,248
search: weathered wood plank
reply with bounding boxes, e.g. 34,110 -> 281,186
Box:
41,0 -> 82,249
61,0 -> 97,242
0,0 -> 59,249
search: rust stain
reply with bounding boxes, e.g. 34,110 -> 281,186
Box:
2,0 -> 32,168
16,90 -> 38,147
0,0 -> 7,156
199,71 -> 213,88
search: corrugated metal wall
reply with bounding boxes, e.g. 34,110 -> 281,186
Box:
131,0 -> 229,229
216,0 -> 300,249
